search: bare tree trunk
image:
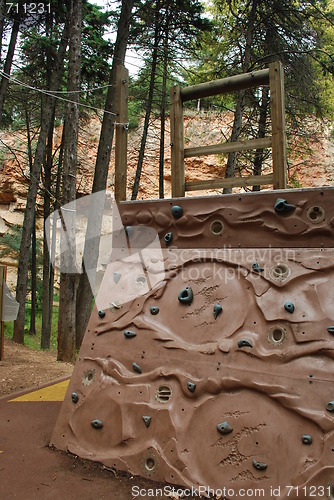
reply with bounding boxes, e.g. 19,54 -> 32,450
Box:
57,0 -> 82,363
0,10 -> 21,127
223,0 -> 258,194
0,0 -> 6,62
132,0 -> 161,200
29,216 -> 37,335
159,35 -> 168,199
75,0 -> 135,350
13,29 -> 68,344
41,109 -> 55,349
25,108 -> 36,336
253,86 -> 269,191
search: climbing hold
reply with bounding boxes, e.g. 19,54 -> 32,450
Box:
274,198 -> 296,213
164,232 -> 173,245
217,421 -> 233,435
150,306 -> 159,315
187,382 -> 196,393
71,392 -> 79,404
98,310 -> 105,318
172,205 -> 183,219
302,435 -> 313,445
113,272 -> 121,284
327,326 -> 334,335
253,460 -> 267,471
238,339 -> 253,348
125,226 -> 133,237
124,330 -> 137,339
132,362 -> 142,374
91,419 -> 103,429
178,286 -> 193,305
284,302 -> 295,314
142,416 -> 151,428
252,262 -> 264,273
213,304 -> 223,320
326,401 -> 334,412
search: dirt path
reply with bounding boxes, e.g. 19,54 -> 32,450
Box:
0,338 -> 73,396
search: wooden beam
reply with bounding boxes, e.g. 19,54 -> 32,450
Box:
180,68 -> 270,102
184,137 -> 272,158
0,266 -> 6,361
185,173 -> 275,192
269,61 -> 287,189
115,65 -> 129,202
170,85 -> 185,197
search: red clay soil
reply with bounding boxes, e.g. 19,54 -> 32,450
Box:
0,381 -> 204,500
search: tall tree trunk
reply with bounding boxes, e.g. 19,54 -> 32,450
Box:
13,29 -> 68,344
223,0 -> 258,194
25,108 -> 36,336
253,86 -> 269,191
132,0 -> 161,200
0,10 -> 21,127
75,0 -> 135,350
57,0 -> 82,363
41,109 -> 55,349
159,34 -> 168,199
0,0 -> 6,62
29,216 -> 37,335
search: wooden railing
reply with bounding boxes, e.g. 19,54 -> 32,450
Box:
170,61 -> 287,197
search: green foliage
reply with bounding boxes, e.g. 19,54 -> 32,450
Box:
4,304 -> 59,350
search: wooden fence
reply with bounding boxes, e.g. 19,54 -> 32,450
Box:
170,61 -> 287,197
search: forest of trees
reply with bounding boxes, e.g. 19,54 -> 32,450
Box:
0,0 -> 333,362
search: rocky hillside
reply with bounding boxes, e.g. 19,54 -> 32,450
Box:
1,111 -> 334,287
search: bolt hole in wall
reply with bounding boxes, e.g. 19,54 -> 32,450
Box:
268,326 -> 286,345
145,458 -> 155,471
307,205 -> 325,223
270,263 -> 290,281
210,220 -> 224,235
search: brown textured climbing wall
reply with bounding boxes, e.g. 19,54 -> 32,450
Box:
51,187 -> 334,499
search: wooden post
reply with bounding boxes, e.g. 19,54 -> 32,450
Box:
170,85 -> 185,197
0,266 -> 6,360
269,61 -> 287,189
115,65 -> 129,202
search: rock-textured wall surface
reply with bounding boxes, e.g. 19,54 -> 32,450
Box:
51,187 -> 334,499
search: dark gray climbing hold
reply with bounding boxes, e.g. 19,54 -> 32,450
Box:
71,392 -> 79,404
142,416 -> 151,428
217,421 -> 233,435
302,434 -> 312,445
252,262 -> 264,273
274,198 -> 296,213
238,339 -> 253,348
124,329 -> 136,339
125,226 -> 133,237
284,302 -> 295,313
132,362 -> 142,374
150,306 -> 159,315
178,286 -> 193,305
187,382 -> 196,393
213,304 -> 222,320
172,205 -> 183,219
253,459 -> 267,471
326,401 -> 334,412
98,310 -> 105,318
91,419 -> 103,429
164,232 -> 173,245
113,272 -> 121,284
327,326 -> 334,335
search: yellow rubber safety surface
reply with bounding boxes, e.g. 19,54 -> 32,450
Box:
8,379 -> 70,402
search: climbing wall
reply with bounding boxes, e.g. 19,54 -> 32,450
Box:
51,187 -> 334,499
